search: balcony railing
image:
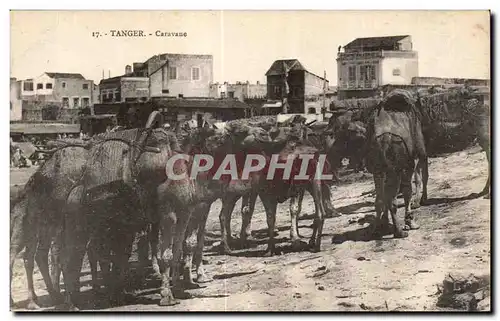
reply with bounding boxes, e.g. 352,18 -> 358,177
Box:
338,80 -> 378,90
337,50 -> 417,61
337,51 -> 383,61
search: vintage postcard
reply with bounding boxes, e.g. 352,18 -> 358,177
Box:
9,10 -> 491,312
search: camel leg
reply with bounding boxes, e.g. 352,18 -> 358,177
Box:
193,203 -> 212,283
36,225 -> 63,305
87,238 -> 100,293
309,181 -> 326,252
10,204 -> 28,309
260,193 -> 278,257
480,148 -> 491,198
420,157 -> 429,205
50,228 -> 63,294
322,184 -> 340,218
219,194 -> 238,254
372,172 -> 386,239
60,185 -> 88,311
158,211 -> 178,307
240,192 -> 258,246
23,241 -> 40,310
403,169 -> 420,230
386,172 -> 408,239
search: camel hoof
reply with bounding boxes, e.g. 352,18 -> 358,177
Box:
172,289 -> 193,300
195,274 -> 213,284
26,300 -> 40,310
325,208 -> 341,218
309,245 -> 321,253
240,234 -> 256,245
308,239 -> 321,252
410,201 -> 421,210
159,296 -> 180,306
184,280 -> 202,290
394,230 -> 409,239
51,292 -> 65,305
263,248 -> 275,257
404,219 -> 420,230
64,304 -> 80,311
371,229 -> 384,240
291,238 -> 307,250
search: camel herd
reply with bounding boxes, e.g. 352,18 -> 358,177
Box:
10,86 -> 490,311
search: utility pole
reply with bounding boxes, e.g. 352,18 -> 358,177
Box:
322,70 -> 327,118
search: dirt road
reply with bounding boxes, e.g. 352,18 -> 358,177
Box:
10,145 -> 491,311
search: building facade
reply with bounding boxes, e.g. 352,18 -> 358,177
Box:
265,59 -> 329,114
19,72 -> 95,108
99,75 -> 150,104
209,81 -> 267,101
146,53 -> 214,98
98,53 -> 214,106
10,78 -> 22,121
337,35 -> 418,99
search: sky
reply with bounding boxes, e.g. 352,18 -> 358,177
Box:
10,10 -> 490,85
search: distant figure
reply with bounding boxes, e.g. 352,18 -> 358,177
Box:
57,134 -> 62,140
79,131 -> 84,139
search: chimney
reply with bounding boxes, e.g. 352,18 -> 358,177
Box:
125,65 -> 132,75
256,81 -> 260,85
108,70 -> 111,78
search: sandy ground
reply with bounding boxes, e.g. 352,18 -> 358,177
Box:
10,145 -> 491,312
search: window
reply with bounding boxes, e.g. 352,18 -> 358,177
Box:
46,83 -> 53,89
293,87 -> 301,98
82,97 -> 90,107
192,67 -> 200,81
221,92 -> 226,99
368,65 -> 376,80
82,83 -> 89,90
10,102 -> 12,110
23,82 -> 34,91
393,68 -> 401,76
62,82 -> 66,88
62,97 -> 69,107
228,91 -> 235,99
37,83 -> 43,90
73,97 -> 80,108
115,92 -> 121,102
168,67 -> 177,80
162,89 -> 170,94
348,66 -> 356,82
360,65 -> 376,81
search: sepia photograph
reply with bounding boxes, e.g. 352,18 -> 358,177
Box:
8,10 -> 491,312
